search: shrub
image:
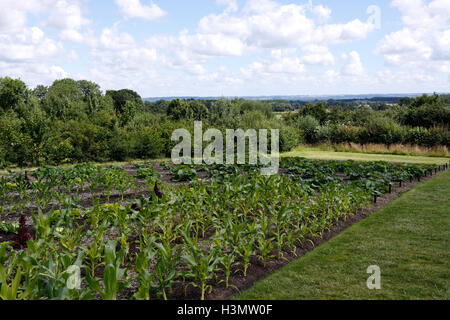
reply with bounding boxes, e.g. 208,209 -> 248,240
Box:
0,111 -> 34,166
330,125 -> 359,144
405,127 -> 430,146
108,128 -> 131,161
279,126 -> 302,152
296,116 -> 319,144
132,127 -> 165,159
315,126 -> 331,143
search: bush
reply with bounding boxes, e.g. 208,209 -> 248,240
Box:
0,111 -> 34,166
316,126 -> 331,143
358,117 -> 403,145
330,125 -> 359,144
132,127 -> 165,159
108,128 -> 131,161
296,116 -> 319,144
279,126 -> 302,152
405,127 -> 430,146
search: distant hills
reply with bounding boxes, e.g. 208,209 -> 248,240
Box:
144,93 -> 432,102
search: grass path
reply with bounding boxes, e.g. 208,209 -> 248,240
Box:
283,147 -> 450,165
235,170 -> 450,300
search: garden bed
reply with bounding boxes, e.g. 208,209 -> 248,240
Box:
0,159 -> 447,300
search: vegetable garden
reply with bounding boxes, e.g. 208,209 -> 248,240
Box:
0,158 -> 448,300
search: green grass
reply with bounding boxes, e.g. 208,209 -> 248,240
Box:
283,146 -> 450,165
235,170 -> 450,300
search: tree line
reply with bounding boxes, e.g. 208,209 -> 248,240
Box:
0,77 -> 448,167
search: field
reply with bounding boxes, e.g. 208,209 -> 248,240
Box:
0,157 -> 448,300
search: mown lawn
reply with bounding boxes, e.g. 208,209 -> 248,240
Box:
235,170 -> 450,300
283,147 -> 450,165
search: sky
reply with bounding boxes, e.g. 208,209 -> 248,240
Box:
0,0 -> 449,97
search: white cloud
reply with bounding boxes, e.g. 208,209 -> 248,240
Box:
301,45 -> 335,66
198,1 -> 374,49
83,27 -> 164,94
243,0 -> 279,14
98,28 -> 136,51
198,13 -> 249,37
179,32 -> 246,57
376,0 -> 450,74
59,29 -> 84,43
115,0 -> 166,20
245,4 -> 315,48
44,0 -> 90,43
392,0 -> 450,29
311,4 -> 332,23
433,30 -> 450,60
341,51 -> 366,77
314,19 -> 375,44
0,27 -> 63,62
0,0 -> 55,32
216,0 -> 238,12
85,0 -> 375,94
47,0 -> 90,30
242,49 -> 305,78
0,62 -> 68,88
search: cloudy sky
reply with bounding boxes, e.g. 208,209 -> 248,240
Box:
0,0 -> 449,97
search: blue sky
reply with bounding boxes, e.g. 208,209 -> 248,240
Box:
0,0 -> 449,97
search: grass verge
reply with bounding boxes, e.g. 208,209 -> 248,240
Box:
234,170 -> 450,300
283,146 -> 450,165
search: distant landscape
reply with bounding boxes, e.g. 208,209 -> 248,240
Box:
144,93 -> 430,102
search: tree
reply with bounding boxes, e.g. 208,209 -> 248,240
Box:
77,80 -> 102,100
300,102 -> 328,124
106,89 -> 144,115
401,94 -> 450,127
209,98 -> 233,124
33,85 -> 48,100
120,100 -> 137,126
188,101 -> 209,120
166,98 -> 193,120
47,79 -> 84,101
0,77 -> 28,111
42,79 -> 85,120
77,80 -> 102,114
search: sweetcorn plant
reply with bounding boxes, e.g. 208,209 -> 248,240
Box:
153,239 -> 182,300
85,240 -> 127,300
180,224 -> 222,300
